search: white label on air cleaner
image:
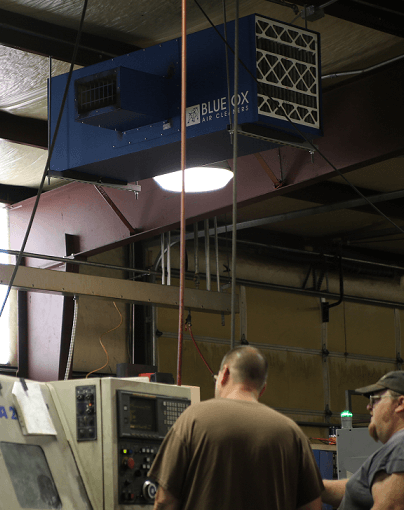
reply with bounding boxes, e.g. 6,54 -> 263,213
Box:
186,104 -> 201,126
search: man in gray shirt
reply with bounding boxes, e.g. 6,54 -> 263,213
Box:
322,371 -> 404,510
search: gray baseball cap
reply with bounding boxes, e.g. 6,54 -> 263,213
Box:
356,371 -> 404,396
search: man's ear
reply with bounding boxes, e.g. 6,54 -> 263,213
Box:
395,395 -> 404,414
221,365 -> 230,386
258,383 -> 267,398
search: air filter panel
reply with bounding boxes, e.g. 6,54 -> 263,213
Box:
255,15 -> 320,130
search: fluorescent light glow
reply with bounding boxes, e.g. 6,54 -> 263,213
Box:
153,167 -> 233,193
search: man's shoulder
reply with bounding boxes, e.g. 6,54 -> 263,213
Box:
182,398 -> 301,428
371,429 -> 404,462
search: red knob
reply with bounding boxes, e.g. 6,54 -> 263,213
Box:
127,457 -> 135,470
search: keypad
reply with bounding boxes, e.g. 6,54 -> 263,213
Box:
162,400 -> 189,426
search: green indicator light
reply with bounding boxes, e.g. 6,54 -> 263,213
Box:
340,410 -> 353,417
123,449 -> 128,454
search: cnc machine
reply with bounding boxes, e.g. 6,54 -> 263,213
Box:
0,375 -> 199,509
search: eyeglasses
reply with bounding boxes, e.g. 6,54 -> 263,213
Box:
368,394 -> 395,408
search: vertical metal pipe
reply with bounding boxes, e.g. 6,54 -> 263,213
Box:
239,286 -> 247,341
48,56 -> 52,185
161,233 -> 165,285
177,0 -> 187,386
17,278 -> 29,378
194,222 -> 199,289
231,0 -> 240,348
395,309 -> 402,370
130,243 -> 135,363
321,297 -> 331,422
48,57 -> 52,146
167,231 -> 171,286
204,219 -> 211,291
152,305 -> 157,366
214,217 -> 221,292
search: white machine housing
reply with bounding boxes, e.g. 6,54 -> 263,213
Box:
0,375 -> 199,510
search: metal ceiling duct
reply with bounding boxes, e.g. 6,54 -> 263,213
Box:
49,14 -> 322,185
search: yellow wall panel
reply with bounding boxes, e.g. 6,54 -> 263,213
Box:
73,296 -> 128,374
343,303 -> 395,357
246,287 -> 322,350
73,248 -> 128,374
325,302 -> 347,353
261,350 -> 324,410
329,358 -> 395,419
396,308 -> 404,360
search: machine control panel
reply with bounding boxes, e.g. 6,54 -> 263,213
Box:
117,390 -> 190,440
76,385 -> 97,441
117,390 -> 191,505
118,438 -> 160,505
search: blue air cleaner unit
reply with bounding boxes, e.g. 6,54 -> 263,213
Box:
49,14 -> 322,185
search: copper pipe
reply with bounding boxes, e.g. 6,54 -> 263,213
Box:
177,0 -> 187,386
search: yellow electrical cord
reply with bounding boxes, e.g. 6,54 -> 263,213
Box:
86,301 -> 123,379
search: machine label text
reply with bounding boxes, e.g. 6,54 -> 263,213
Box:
0,406 -> 17,420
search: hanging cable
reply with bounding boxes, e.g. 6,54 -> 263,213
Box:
192,0 -> 404,239
185,312 -> 215,377
177,0 -> 187,386
230,0 -> 240,349
64,295 -> 79,380
0,0 -> 89,319
86,301 -> 123,378
222,0 -> 233,133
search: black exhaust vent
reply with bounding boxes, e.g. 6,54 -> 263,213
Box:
76,73 -> 118,115
74,67 -> 169,131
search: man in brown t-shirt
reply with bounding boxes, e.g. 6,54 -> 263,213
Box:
148,345 -> 323,510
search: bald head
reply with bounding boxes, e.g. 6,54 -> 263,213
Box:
220,345 -> 268,393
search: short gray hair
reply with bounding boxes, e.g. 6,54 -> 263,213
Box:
220,345 -> 268,392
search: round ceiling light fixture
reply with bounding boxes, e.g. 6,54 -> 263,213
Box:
153,164 -> 233,193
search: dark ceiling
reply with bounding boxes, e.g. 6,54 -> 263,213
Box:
0,0 -> 404,275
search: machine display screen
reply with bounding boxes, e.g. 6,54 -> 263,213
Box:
129,396 -> 157,431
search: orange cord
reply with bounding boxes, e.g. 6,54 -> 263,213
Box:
310,437 -> 336,445
86,301 -> 123,378
187,323 -> 214,376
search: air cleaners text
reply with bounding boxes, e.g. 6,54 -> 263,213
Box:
186,91 -> 250,126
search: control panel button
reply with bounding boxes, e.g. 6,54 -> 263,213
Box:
122,457 -> 135,470
142,481 -> 157,503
